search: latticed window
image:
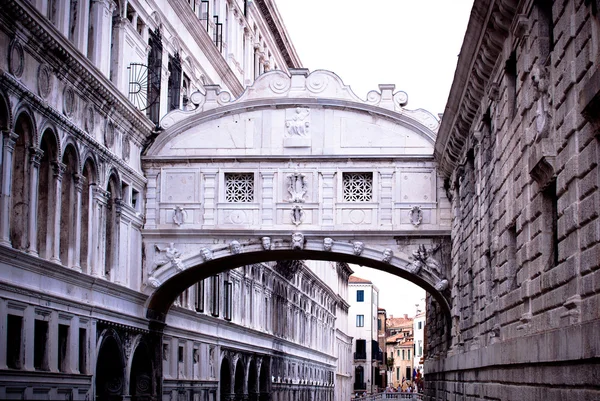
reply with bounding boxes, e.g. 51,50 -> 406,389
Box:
343,172 -> 373,202
225,173 -> 254,202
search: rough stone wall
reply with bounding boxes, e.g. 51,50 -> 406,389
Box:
427,1 -> 600,399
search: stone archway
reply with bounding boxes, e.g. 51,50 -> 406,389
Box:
129,342 -> 154,401
248,359 -> 258,401
234,358 -> 245,401
220,357 -> 232,401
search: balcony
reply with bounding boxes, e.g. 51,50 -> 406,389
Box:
354,352 -> 367,360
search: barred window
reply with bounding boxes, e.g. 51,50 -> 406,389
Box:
225,173 -> 254,202
343,172 -> 373,202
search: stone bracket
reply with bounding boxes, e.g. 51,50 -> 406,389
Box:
529,138 -> 556,189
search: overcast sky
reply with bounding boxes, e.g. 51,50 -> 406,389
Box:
275,0 -> 474,317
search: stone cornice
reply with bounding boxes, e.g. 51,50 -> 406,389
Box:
0,0 -> 155,145
434,0 -> 519,178
253,0 -> 302,69
167,0 -> 245,97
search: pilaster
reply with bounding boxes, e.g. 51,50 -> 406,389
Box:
71,174 -> 83,270
320,171 -> 336,228
378,169 -> 394,227
91,185 -> 109,277
89,0 -> 116,76
260,171 -> 274,226
0,131 -> 18,246
50,162 -> 66,264
26,146 -> 43,256
203,171 -> 217,227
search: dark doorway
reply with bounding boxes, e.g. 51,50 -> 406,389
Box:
130,342 -> 154,401
234,358 -> 245,401
220,358 -> 232,401
248,360 -> 258,401
96,334 -> 125,401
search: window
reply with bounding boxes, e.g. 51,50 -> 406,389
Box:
418,340 -> 423,357
396,367 -> 400,381
408,349 -> 411,360
224,280 -> 233,321
397,349 -> 400,357
377,318 -> 381,331
6,315 -> 23,369
418,321 -> 422,330
225,173 -> 254,202
195,280 -> 205,312
58,324 -> 69,372
79,328 -> 87,373
401,349 -> 405,360
211,275 -> 220,316
147,28 -> 163,125
167,53 -> 182,112
34,320 -> 49,371
355,339 -> 366,358
505,51 -> 517,118
199,0 -> 210,31
178,345 -> 184,363
356,315 -> 364,327
356,290 -> 364,302
213,15 -> 223,51
343,172 -> 373,201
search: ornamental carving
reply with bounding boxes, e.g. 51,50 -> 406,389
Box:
323,237 -> 333,251
382,248 -> 393,263
104,120 -> 115,147
287,171 -> 307,202
409,205 -> 423,227
165,243 -> 184,271
84,104 -> 95,133
285,108 -> 310,137
38,64 -> 52,98
63,86 -> 76,117
122,135 -> 131,161
172,206 -> 186,226
261,236 -> 272,251
291,205 -> 304,226
291,232 -> 304,250
352,241 -> 364,256
200,247 -> 213,261
275,259 -> 303,280
229,240 -> 241,254
531,65 -> 552,141
8,38 -> 24,78
410,244 -> 442,277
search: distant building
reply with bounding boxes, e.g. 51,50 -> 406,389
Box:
413,310 -> 426,374
348,275 -> 381,394
385,315 -> 414,387
377,308 -> 388,391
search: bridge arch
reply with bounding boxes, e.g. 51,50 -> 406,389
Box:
145,236 -> 450,322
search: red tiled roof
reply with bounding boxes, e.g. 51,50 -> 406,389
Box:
349,275 -> 372,284
387,317 -> 413,328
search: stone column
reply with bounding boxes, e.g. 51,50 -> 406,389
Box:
50,162 -> 66,264
68,316 -> 80,373
71,174 -> 83,271
22,306 -> 35,371
260,172 -> 274,226
91,186 -> 109,277
89,0 -> 117,77
144,169 -> 159,228
26,147 -> 43,256
48,311 -> 59,373
109,17 -> 128,90
73,0 -> 90,55
0,300 -> 7,369
0,131 -> 18,246
111,199 -> 123,284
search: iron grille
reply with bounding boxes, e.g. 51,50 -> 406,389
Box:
127,63 -> 160,112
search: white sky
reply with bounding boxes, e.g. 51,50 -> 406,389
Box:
275,0 -> 473,317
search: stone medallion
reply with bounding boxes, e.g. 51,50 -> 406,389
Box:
8,39 -> 24,78
63,86 -> 76,117
37,64 -> 52,98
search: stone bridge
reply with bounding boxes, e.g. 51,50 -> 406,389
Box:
141,69 -> 452,322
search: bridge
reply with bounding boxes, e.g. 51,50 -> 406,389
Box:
141,69 -> 452,392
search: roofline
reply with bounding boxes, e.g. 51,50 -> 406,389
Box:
255,0 -> 302,69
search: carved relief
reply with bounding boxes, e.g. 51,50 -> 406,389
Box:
382,248 -> 393,263
200,247 -> 213,261
409,205 -> 423,227
352,241 -> 364,256
8,38 -> 24,78
291,205 -> 304,226
165,243 -> 184,271
63,86 -> 76,117
291,232 -> 304,250
410,244 -> 442,277
323,237 -> 333,251
434,279 -> 449,291
285,108 -> 310,137
84,104 -> 95,133
147,276 -> 161,288
172,206 -> 186,226
38,64 -> 52,98
261,236 -> 272,250
122,135 -> 130,161
229,240 -> 241,254
287,172 -> 307,202
105,120 -> 115,147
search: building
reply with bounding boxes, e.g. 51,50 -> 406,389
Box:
412,310 -> 425,375
428,0 -> 600,399
0,0 -> 350,400
376,308 -> 387,391
385,315 -> 413,388
348,275 -> 382,395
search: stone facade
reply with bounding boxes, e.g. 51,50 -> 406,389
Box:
430,0 -> 600,399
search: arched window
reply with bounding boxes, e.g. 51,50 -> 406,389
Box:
37,129 -> 58,259
60,145 -> 78,266
355,365 -> 364,387
10,112 -> 33,250
80,158 -> 96,273
104,174 -> 120,280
